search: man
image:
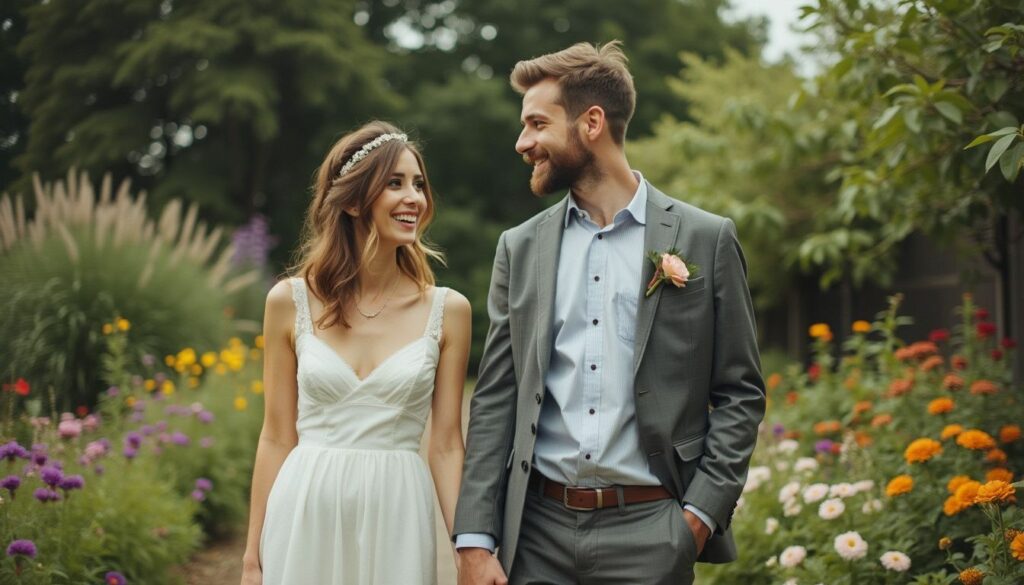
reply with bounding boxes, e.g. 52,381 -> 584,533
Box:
454,41 -> 765,585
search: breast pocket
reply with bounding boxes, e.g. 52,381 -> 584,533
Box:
614,291 -> 638,343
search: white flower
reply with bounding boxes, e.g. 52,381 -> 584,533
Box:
783,579 -> 798,585
880,550 -> 911,572
834,531 -> 868,560
818,498 -> 845,520
853,479 -> 875,494
861,499 -> 884,514
779,481 -> 802,503
744,466 -> 771,493
829,482 -> 856,499
802,483 -> 830,503
794,457 -> 819,473
735,496 -> 746,510
779,545 -> 807,568
765,517 -> 779,535
777,439 -> 799,454
783,500 -> 802,517
765,555 -> 778,567
775,461 -> 791,472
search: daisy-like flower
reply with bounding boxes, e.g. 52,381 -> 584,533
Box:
853,480 -> 875,494
779,481 -> 802,503
794,457 -> 818,473
862,499 -> 883,514
829,483 -> 856,498
765,518 -> 779,535
764,555 -> 777,567
834,531 -> 868,560
779,545 -> 807,568
927,397 -> 954,415
818,498 -> 845,520
783,500 -> 802,517
777,440 -> 799,454
880,550 -> 911,572
802,483 -> 829,504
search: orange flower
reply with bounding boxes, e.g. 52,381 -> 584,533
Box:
1011,532 -> 1024,561
954,480 -> 981,507
938,537 -> 952,550
920,355 -> 944,372
872,413 -> 893,428
766,373 -> 782,391
951,355 -> 968,370
785,391 -> 799,405
905,438 -> 942,463
941,424 -> 965,440
886,378 -> 913,397
943,495 -> 966,516
999,424 -> 1021,444
852,320 -> 871,333
956,430 -> 996,450
959,567 -> 984,585
886,475 -> 914,497
969,380 -> 999,395
974,480 -> 1017,504
809,323 -> 832,339
985,468 -> 1013,483
928,398 -> 954,415
853,400 -> 873,416
814,420 -> 842,435
986,448 -> 1008,464
943,374 -> 964,391
947,475 -> 973,494
854,431 -> 873,447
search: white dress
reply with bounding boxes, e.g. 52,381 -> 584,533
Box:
260,278 -> 447,584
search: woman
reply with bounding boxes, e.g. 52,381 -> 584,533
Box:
240,121 -> 471,584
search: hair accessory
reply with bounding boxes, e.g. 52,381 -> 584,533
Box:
338,133 -> 408,178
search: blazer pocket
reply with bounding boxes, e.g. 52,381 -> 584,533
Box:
661,276 -> 706,298
673,433 -> 705,489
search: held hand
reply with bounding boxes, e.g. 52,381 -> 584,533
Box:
240,565 -> 262,585
682,509 -> 711,556
457,547 -> 508,585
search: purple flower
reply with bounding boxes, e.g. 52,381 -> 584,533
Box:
133,400 -> 146,412
124,432 -> 142,449
199,437 -> 214,449
94,464 -> 105,476
1,475 -> 21,495
154,421 -> 168,432
0,441 -> 29,462
6,539 -> 37,558
104,571 -> 127,585
129,412 -> 145,423
772,423 -> 785,438
170,432 -> 190,446
40,466 -> 63,487
195,477 -> 213,492
106,385 -> 121,397
815,439 -> 835,455
31,451 -> 48,467
140,425 -> 155,436
123,446 -> 138,460
190,489 -> 206,502
33,487 -> 60,503
197,410 -> 215,424
58,475 -> 84,492
231,214 -> 278,268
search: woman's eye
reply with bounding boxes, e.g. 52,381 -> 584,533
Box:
389,179 -> 402,188
414,182 -> 425,191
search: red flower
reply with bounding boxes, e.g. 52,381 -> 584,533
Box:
991,349 -> 1003,361
808,363 -> 821,382
977,322 -> 997,338
929,329 -> 950,343
975,307 -> 990,321
1001,337 -> 1017,349
14,378 -> 30,397
75,405 -> 89,417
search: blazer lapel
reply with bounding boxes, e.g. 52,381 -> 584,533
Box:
535,197 -> 568,379
633,187 -> 680,375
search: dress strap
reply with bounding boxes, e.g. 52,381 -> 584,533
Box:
290,277 -> 314,337
424,287 -> 449,342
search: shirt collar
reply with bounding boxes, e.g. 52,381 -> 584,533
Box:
564,171 -> 648,228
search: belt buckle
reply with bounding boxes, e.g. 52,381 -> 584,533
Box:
562,486 -> 602,511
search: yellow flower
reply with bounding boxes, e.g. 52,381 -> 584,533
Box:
927,398 -> 954,415
943,495 -> 965,516
249,349 -> 261,361
852,320 -> 871,333
954,481 -> 981,507
254,335 -> 265,349
808,323 -> 831,339
905,438 -> 942,463
187,376 -> 200,389
941,424 -> 965,440
102,323 -> 114,335
938,537 -> 952,550
959,567 -> 984,585
986,468 -> 1013,483
886,475 -> 914,497
956,430 -> 996,450
190,364 -> 203,376
125,396 -> 137,408
176,348 -> 197,367
250,380 -> 264,394
228,336 -> 243,347
1011,532 -> 1024,561
116,318 -> 130,331
161,380 -> 175,396
999,424 -> 1021,444
200,352 -> 218,368
144,379 -> 156,392
947,475 -> 973,494
215,364 -> 228,375
164,355 -> 175,367
974,480 -> 1017,505
234,396 -> 248,411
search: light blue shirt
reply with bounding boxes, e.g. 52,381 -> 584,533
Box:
456,173 -> 714,552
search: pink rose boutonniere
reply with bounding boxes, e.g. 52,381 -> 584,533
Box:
645,248 -> 698,297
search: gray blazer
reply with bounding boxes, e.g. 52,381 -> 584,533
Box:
453,183 -> 766,571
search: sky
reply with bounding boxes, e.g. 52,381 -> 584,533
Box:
725,0 -> 819,73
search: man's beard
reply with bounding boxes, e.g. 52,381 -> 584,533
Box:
529,130 -> 596,196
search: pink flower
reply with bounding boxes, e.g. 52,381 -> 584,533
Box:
58,419 -> 82,439
661,254 -> 689,287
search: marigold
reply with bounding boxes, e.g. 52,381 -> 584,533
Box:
254,334 -> 265,349
814,420 -> 842,435
853,401 -> 873,416
905,438 -> 942,463
766,373 -> 782,391
854,431 -> 873,447
809,323 -> 831,339
956,430 -> 996,450
1011,532 -> 1024,561
886,475 -> 914,497
959,567 -> 984,585
941,424 -> 965,440
938,537 -> 952,550
969,380 -> 999,395
234,397 -> 248,411
102,323 -> 114,335
852,320 -> 871,333
927,398 -> 954,415
974,480 -> 1017,504
943,495 -> 966,516
999,424 -> 1021,444
887,378 -> 913,397
943,374 -> 964,391
985,448 -> 1007,464
951,355 -> 967,370
985,468 -> 1013,483
954,481 -> 981,507
872,414 -> 893,428
947,475 -> 972,494
920,355 -> 944,372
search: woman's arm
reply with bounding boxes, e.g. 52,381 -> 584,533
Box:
429,290 -> 472,539
241,280 -> 301,579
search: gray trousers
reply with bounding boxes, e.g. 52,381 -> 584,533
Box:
508,487 -> 698,585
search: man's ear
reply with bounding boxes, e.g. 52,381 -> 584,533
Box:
580,106 -> 606,141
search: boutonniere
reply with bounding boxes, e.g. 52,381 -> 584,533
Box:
645,249 -> 698,297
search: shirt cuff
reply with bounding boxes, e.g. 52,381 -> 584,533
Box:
683,503 -> 717,534
454,533 -> 496,552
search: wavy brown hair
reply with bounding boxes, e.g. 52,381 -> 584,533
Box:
291,120 -> 444,330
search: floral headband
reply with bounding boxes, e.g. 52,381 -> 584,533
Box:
337,133 -> 408,178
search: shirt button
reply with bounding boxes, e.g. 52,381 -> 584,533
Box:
594,275 -> 600,282
597,234 -> 603,240
535,393 -> 542,404
592,319 -> 599,325
590,364 -> 597,371
585,454 -> 592,460
589,408 -> 595,415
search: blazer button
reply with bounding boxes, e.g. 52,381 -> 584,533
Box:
530,423 -> 537,435
535,393 -> 542,404
521,460 -> 530,473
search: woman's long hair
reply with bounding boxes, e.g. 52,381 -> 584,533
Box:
291,120 -> 445,330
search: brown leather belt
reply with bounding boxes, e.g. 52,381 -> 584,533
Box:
528,470 -> 674,511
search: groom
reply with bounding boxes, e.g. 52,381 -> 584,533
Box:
454,41 -> 765,585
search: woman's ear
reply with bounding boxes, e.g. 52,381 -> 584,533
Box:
343,206 -> 360,218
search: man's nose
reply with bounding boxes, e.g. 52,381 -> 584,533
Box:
515,129 -> 534,155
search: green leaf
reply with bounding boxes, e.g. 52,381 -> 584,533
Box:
874,105 -> 901,130
904,108 -> 922,133
964,134 -> 995,149
985,77 -> 1009,102
985,134 -> 1017,172
883,83 -> 919,97
934,101 -> 962,125
999,142 -> 1024,182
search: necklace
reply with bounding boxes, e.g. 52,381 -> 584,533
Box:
355,273 -> 401,319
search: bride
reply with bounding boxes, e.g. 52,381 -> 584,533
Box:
240,121 -> 471,584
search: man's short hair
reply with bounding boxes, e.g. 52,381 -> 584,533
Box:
510,40 -> 636,145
